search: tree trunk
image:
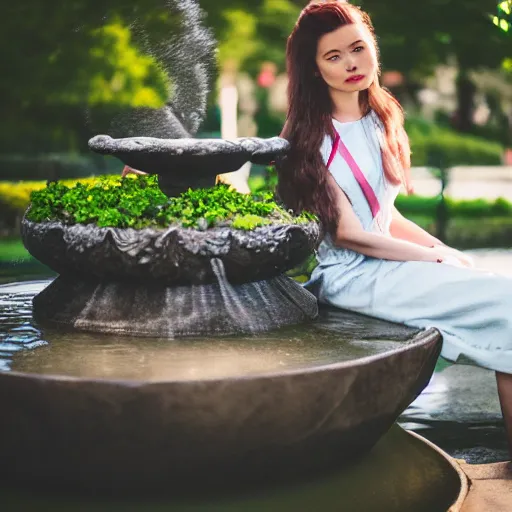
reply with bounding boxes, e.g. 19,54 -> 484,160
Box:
455,67 -> 476,133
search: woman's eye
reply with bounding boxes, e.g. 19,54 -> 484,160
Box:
353,46 -> 365,53
328,55 -> 340,61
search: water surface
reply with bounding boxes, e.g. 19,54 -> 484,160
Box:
0,280 -> 416,381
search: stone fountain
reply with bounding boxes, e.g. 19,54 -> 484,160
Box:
0,2 -> 467,510
20,136 -> 319,336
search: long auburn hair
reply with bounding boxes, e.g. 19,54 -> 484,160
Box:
277,0 -> 412,234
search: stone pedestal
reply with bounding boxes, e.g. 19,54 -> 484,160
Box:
33,274 -> 318,336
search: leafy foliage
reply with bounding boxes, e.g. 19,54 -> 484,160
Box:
0,177 -> 99,212
209,0 -> 300,71
26,175 -> 315,230
493,1 -> 511,33
359,0 -> 510,73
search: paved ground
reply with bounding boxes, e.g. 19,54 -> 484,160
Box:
400,364 -> 508,464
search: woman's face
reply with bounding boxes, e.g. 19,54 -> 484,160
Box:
315,23 -> 377,94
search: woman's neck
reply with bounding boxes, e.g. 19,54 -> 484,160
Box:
330,89 -> 364,123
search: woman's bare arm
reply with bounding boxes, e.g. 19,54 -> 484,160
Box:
390,206 -> 474,267
390,206 -> 443,247
328,175 -> 442,263
121,165 -> 148,177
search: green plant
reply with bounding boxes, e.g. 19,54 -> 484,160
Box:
395,194 -> 441,216
26,175 -> 316,230
231,214 -> 271,230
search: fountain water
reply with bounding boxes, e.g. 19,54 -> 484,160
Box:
0,1 -> 465,509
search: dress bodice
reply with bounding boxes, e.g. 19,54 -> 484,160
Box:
315,111 -> 401,267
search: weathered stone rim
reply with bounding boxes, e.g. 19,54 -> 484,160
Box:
406,430 -> 470,509
23,218 -> 316,234
88,134 -> 289,159
21,217 -> 320,284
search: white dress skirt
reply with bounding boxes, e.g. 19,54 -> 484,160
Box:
306,112 -> 512,374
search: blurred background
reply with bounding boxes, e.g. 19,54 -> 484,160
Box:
0,0 -> 511,281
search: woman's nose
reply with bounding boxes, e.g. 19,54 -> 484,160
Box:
346,61 -> 357,72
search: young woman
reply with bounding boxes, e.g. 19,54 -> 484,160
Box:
277,0 -> 512,462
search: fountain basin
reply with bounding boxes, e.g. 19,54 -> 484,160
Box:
0,426 -> 466,511
88,135 -> 290,196
21,218 -> 321,336
0,280 -> 442,492
21,219 -> 319,285
88,135 -> 289,175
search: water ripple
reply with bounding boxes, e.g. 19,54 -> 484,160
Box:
0,280 -> 51,369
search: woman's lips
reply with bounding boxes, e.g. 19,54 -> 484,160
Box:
345,75 -> 365,83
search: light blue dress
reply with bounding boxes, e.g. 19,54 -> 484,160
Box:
307,111 -> 512,374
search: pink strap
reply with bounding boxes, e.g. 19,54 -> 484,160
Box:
327,133 -> 380,218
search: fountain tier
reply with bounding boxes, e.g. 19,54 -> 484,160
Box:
88,135 -> 289,196
21,219 -> 319,285
21,218 -> 320,336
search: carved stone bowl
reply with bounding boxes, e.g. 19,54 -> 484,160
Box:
21,219 -> 319,286
88,135 -> 289,195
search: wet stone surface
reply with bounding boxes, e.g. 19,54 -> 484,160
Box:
400,363 -> 508,464
30,272 -> 319,337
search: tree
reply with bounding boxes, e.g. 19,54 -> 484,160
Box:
1,2 -> 178,153
357,0 -> 511,131
1,0 -> 223,154
0,0 -> 304,156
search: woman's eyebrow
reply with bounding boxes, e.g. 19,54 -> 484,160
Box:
323,49 -> 340,58
323,39 -> 364,58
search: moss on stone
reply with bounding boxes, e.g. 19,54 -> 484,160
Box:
26,175 -> 316,230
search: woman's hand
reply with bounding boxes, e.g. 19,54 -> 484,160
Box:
121,165 -> 148,178
433,244 -> 474,268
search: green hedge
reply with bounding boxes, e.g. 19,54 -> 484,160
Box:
405,116 -> 504,167
255,113 -> 505,167
249,169 -> 512,219
445,217 -> 512,249
396,195 -> 512,218
0,154 -> 118,181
